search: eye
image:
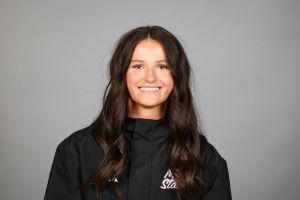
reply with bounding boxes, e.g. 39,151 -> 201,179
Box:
132,64 -> 143,69
158,64 -> 168,69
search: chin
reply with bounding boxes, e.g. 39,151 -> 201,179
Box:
139,102 -> 163,108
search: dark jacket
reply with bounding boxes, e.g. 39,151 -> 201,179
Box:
44,117 -> 232,200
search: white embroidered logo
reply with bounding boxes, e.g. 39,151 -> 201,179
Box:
160,169 -> 177,189
108,177 -> 118,182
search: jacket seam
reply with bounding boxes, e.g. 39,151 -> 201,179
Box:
147,126 -> 155,200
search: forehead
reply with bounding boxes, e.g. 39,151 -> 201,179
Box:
131,39 -> 166,60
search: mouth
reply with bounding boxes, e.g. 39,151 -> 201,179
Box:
138,87 -> 161,92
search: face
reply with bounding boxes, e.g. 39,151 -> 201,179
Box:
126,39 -> 174,114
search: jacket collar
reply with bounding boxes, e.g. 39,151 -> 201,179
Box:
124,117 -> 169,142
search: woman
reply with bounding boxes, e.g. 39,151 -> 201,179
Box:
44,25 -> 232,200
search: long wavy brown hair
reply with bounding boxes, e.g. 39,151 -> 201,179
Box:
87,25 -> 208,200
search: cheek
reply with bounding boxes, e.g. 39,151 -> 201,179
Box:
126,71 -> 140,85
162,73 -> 174,89
126,71 -> 141,94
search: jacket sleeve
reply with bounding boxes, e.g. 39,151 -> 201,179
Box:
44,141 -> 83,200
203,159 -> 232,200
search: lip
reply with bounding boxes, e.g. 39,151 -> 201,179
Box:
138,86 -> 161,88
138,86 -> 161,93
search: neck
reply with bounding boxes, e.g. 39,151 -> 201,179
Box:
127,100 -> 166,120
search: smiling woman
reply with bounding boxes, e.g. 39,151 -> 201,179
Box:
44,26 -> 232,200
126,39 -> 174,119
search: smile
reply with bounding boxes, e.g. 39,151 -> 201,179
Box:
139,87 -> 161,92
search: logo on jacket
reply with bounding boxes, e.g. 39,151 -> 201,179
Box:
160,169 -> 177,189
108,177 -> 118,182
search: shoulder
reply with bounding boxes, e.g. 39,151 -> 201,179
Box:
200,141 -> 232,198
201,141 -> 230,186
51,126 -> 104,181
58,126 -> 93,147
56,126 -> 99,155
202,141 -> 227,168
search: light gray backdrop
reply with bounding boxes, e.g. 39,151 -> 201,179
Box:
1,0 -> 299,200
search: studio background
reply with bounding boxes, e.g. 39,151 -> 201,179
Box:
1,0 -> 299,200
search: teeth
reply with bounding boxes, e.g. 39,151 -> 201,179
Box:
139,87 -> 160,91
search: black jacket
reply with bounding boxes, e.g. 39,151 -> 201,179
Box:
44,117 -> 232,200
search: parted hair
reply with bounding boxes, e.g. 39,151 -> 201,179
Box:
86,25 -> 208,200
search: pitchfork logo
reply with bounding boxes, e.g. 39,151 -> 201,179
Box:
108,177 -> 118,182
160,169 -> 177,189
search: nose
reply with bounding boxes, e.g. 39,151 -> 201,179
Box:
144,67 -> 156,82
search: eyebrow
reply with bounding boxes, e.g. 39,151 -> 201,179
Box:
130,59 -> 167,63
